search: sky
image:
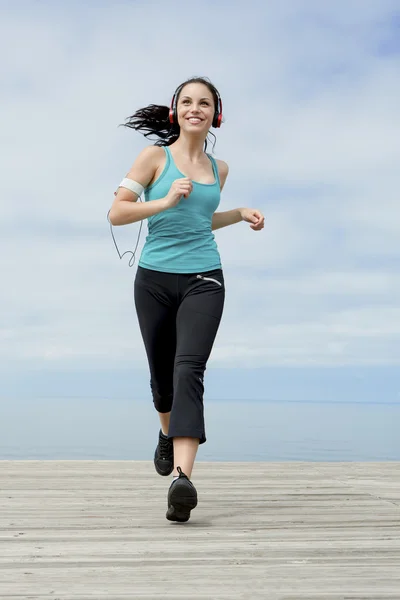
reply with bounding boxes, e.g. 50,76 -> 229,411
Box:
1,0 -> 400,403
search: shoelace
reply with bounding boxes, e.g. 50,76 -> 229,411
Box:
159,433 -> 173,459
177,466 -> 189,480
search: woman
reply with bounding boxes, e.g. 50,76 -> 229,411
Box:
109,76 -> 264,523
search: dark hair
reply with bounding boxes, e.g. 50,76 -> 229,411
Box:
121,76 -> 221,152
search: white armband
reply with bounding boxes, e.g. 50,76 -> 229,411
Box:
117,178 -> 144,197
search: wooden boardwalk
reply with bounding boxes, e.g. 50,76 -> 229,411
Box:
0,461 -> 399,599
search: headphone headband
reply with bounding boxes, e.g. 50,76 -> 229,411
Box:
169,83 -> 223,128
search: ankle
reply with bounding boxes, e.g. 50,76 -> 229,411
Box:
173,466 -> 192,479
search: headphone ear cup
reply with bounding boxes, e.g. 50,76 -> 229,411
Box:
213,111 -> 222,128
169,92 -> 177,125
213,94 -> 223,128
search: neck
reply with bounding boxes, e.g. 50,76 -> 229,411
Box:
172,131 -> 207,160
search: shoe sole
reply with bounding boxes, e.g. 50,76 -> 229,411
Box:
166,482 -> 198,523
154,458 -> 173,477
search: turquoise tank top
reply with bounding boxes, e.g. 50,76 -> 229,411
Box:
138,146 -> 222,273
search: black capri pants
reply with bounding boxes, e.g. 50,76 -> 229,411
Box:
134,266 -> 225,444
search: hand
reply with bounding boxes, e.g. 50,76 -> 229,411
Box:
164,177 -> 193,209
239,208 -> 265,231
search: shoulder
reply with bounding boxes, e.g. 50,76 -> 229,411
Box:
215,159 -> 229,190
215,159 -> 229,176
128,144 -> 166,176
123,145 -> 166,192
136,144 -> 165,165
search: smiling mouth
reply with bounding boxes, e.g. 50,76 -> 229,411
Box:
187,117 -> 203,124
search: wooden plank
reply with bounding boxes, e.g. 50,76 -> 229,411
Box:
0,461 -> 399,599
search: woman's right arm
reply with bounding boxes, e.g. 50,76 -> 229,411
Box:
108,146 -> 167,226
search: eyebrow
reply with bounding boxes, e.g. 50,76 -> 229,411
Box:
180,95 -> 211,101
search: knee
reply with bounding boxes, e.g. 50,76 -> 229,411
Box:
174,359 -> 205,383
175,358 -> 203,371
150,381 -> 173,413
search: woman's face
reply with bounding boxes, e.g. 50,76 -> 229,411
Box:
176,83 -> 215,133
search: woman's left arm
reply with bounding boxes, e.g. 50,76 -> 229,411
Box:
211,160 -> 265,231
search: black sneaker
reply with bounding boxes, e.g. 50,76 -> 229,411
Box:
154,430 -> 174,476
166,466 -> 198,523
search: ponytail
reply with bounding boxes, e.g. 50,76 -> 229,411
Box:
121,103 -> 180,146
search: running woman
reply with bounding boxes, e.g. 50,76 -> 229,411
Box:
109,76 -> 264,522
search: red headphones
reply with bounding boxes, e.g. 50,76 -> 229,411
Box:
169,83 -> 223,128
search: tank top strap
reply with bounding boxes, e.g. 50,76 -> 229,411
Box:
163,145 -> 172,164
207,153 -> 220,188
163,145 -> 183,178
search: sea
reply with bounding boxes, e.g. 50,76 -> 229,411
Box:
1,397 -> 399,461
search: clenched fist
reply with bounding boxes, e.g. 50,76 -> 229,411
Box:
164,178 -> 193,209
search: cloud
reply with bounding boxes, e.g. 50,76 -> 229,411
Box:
1,0 -> 399,377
